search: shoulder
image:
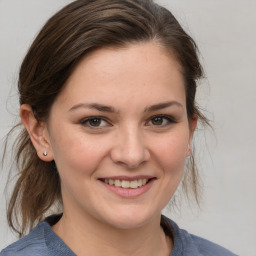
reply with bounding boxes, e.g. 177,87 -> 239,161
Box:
0,223 -> 47,256
189,233 -> 238,256
1,220 -> 75,256
0,223 -> 48,256
161,216 -> 238,256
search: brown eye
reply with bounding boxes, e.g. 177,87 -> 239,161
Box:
81,117 -> 109,128
88,118 -> 102,127
147,115 -> 176,127
151,117 -> 164,125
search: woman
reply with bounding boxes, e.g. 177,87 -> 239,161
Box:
1,0 -> 237,255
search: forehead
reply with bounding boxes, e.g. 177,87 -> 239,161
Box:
53,42 -> 185,110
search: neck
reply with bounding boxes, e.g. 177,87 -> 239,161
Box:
52,211 -> 172,256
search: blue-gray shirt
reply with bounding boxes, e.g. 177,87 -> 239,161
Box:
0,216 -> 238,256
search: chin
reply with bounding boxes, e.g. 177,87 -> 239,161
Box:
99,207 -> 160,230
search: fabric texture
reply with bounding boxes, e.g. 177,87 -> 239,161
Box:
0,215 -> 238,256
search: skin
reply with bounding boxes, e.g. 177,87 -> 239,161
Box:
21,42 -> 196,256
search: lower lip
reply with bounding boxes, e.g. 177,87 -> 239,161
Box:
100,179 -> 155,198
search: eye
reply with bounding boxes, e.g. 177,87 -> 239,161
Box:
147,115 -> 176,127
81,117 -> 109,128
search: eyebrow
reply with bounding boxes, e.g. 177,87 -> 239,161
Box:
68,101 -> 183,113
144,101 -> 183,112
69,103 -> 117,113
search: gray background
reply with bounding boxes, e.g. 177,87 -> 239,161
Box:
0,1 -> 255,255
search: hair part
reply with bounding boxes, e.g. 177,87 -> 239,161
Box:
4,0 -> 209,237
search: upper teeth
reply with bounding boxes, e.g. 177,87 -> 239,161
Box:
104,179 -> 148,189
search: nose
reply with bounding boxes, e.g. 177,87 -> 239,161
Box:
110,126 -> 150,169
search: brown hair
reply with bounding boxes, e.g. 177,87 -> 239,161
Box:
5,0 -> 209,237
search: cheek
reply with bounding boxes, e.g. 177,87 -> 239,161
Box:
49,129 -> 109,178
150,131 -> 189,170
148,132 -> 189,206
50,133 -> 110,203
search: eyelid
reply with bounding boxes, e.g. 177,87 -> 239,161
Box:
80,116 -> 112,128
79,114 -> 176,129
146,114 -> 177,126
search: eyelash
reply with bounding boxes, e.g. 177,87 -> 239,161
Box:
80,116 -> 110,128
80,115 -> 176,129
146,114 -> 177,127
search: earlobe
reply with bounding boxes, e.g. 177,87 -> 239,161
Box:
20,104 -> 54,162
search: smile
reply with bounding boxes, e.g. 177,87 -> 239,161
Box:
98,176 -> 156,198
103,179 -> 148,189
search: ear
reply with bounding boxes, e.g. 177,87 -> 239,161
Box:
20,104 -> 54,162
187,116 -> 198,157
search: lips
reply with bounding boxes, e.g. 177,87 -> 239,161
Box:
98,176 -> 156,189
103,178 -> 148,189
98,176 -> 156,198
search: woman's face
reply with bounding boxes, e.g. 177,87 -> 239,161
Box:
45,42 -> 195,229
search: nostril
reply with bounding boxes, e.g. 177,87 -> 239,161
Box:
109,133 -> 150,168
